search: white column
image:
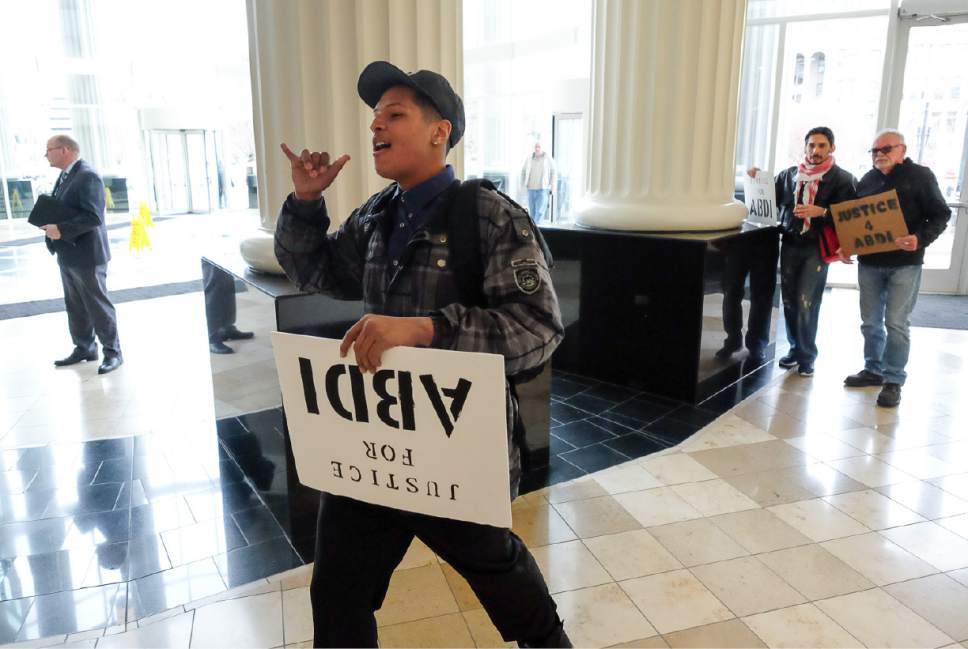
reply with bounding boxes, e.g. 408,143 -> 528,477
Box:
241,0 -> 463,272
576,0 -> 748,232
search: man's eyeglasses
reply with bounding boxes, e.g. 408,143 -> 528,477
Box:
869,144 -> 904,156
45,146 -> 64,153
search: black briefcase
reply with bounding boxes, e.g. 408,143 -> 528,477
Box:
28,194 -> 70,227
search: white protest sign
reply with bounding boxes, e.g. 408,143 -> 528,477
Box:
271,332 -> 512,529
743,171 -> 778,226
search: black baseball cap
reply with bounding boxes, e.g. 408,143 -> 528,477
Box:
357,61 -> 465,149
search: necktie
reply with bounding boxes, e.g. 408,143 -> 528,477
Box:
52,172 -> 65,197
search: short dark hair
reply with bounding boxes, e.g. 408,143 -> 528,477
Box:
804,126 -> 834,146
400,85 -> 443,123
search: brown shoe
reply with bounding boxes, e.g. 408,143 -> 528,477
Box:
877,383 -> 901,408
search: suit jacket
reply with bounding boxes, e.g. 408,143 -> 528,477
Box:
45,159 -> 111,267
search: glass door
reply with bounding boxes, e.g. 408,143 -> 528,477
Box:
147,129 -> 215,215
893,18 -> 968,294
551,112 -> 584,224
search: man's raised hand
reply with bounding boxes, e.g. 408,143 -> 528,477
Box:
280,143 -> 350,201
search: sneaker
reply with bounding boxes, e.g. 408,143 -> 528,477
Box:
797,364 -> 814,377
877,382 -> 902,408
778,354 -> 797,369
715,343 -> 741,360
844,369 -> 884,387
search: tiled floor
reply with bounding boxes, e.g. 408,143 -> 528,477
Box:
2,222 -> 968,647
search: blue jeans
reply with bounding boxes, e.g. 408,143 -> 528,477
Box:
528,189 -> 549,223
780,241 -> 829,365
858,263 -> 921,385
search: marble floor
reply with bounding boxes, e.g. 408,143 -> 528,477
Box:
2,266 -> 968,647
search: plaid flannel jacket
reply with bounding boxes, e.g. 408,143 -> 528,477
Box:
274,183 -> 564,497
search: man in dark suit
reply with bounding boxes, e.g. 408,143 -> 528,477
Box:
40,135 -> 123,374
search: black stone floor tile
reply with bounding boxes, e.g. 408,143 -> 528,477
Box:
208,459 -> 245,486
216,417 -> 249,439
79,438 -> 135,461
603,433 -> 669,460
665,405 -> 722,427
233,506 -> 286,546
116,480 -> 149,509
92,457 -> 133,484
559,444 -> 631,473
66,508 -> 130,548
183,481 -> 259,521
6,445 -> 79,472
607,394 -> 679,425
549,400 -> 588,425
586,415 -> 639,437
550,375 -> 589,399
549,434 -> 577,455
551,419 -> 617,448
564,393 -> 616,416
0,469 -> 36,496
129,498 -> 197,537
520,456 -> 587,494
239,408 -> 284,436
0,596 -> 32,643
43,483 -> 124,519
641,415 -> 705,445
126,558 -> 226,622
574,381 -> 642,404
0,546 -> 95,599
82,535 -> 172,587
291,535 -> 316,564
27,464 -> 97,492
131,454 -> 177,484
2,490 -> 56,523
214,536 -> 303,588
0,518 -> 73,560
160,518 -> 247,567
595,409 -> 652,431
14,582 -> 125,641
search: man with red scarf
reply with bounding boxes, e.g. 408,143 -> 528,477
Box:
749,127 -> 856,376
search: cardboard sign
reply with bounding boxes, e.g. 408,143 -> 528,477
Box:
271,332 -> 512,529
743,171 -> 778,226
829,189 -> 909,256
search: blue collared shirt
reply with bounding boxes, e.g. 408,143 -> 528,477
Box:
386,165 -> 456,264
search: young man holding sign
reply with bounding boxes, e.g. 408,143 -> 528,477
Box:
749,127 -> 856,377
273,61 -> 569,647
843,129 -> 950,407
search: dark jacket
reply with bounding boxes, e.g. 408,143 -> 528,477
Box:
855,158 -> 951,267
45,159 -> 111,267
775,164 -> 857,244
274,183 -> 564,497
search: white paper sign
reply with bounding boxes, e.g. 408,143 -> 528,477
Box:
271,332 -> 512,529
743,171 -> 778,226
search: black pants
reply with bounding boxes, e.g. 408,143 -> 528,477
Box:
310,493 -> 559,648
59,263 -> 121,356
721,236 -> 779,355
202,263 -> 237,342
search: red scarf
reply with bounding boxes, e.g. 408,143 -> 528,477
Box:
795,155 -> 835,231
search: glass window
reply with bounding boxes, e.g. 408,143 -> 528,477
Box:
773,16 -> 888,181
463,0 -> 591,224
748,0 -> 890,19
735,24 -> 780,179
0,0 -> 255,220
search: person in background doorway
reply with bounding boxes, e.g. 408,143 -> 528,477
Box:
520,142 -> 557,223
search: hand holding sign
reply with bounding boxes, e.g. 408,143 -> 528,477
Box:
340,314 -> 435,373
829,190 -> 909,257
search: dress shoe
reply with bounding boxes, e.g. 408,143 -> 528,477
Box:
97,355 -> 123,375
210,341 -> 234,354
844,369 -> 884,387
219,326 -> 254,341
778,353 -> 797,369
877,382 -> 902,408
715,341 -> 741,360
54,348 -> 98,367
